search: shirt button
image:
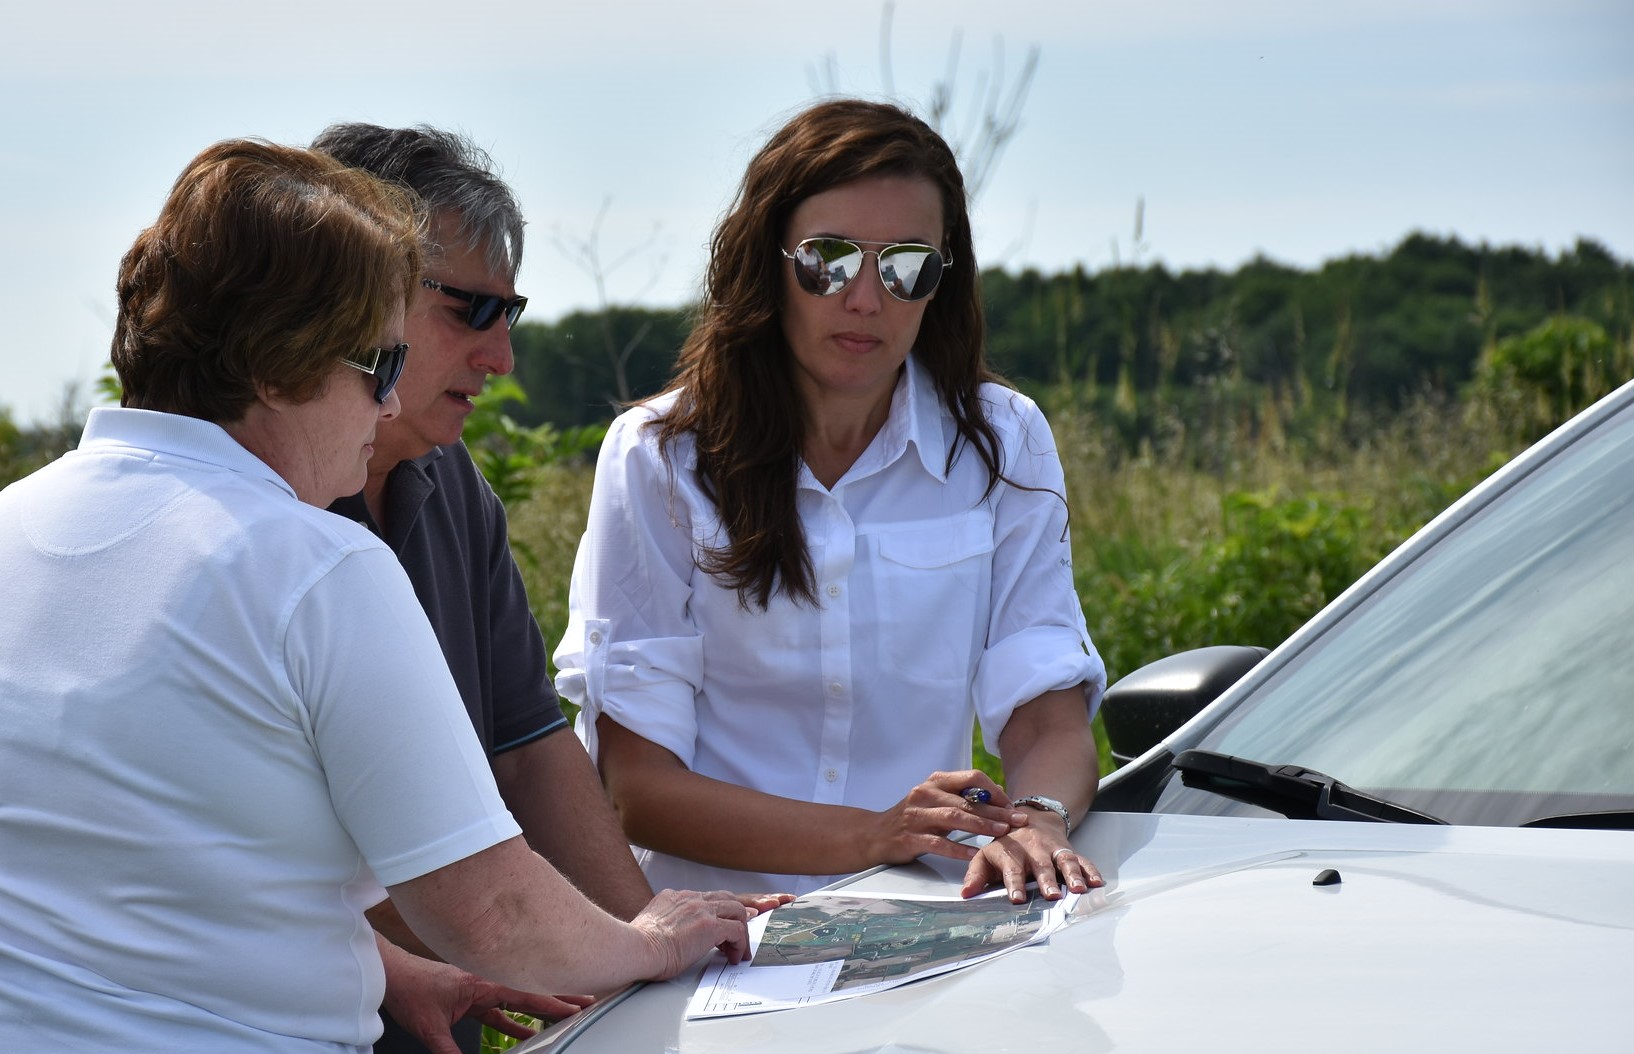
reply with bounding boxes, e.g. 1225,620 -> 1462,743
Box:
826,584 -> 841,598
588,630 -> 603,645
825,768 -> 839,781
828,681 -> 844,695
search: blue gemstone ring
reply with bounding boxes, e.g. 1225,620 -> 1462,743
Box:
961,787 -> 992,807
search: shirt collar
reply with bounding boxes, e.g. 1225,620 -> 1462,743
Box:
804,355 -> 950,488
78,406 -> 296,499
900,354 -> 952,482
327,443 -> 446,541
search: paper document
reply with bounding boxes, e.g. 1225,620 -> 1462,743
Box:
687,889 -> 1079,1018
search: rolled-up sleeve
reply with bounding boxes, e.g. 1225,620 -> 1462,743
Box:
554,404 -> 707,769
971,390 -> 1107,754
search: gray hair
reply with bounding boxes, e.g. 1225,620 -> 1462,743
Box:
311,123 -> 525,280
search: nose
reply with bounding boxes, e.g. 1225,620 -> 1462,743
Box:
472,322 -> 516,377
841,255 -> 884,315
379,387 -> 401,420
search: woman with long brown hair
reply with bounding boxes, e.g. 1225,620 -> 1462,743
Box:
557,99 -> 1106,900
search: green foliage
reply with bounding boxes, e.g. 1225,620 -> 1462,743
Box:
466,375 -> 607,510
1475,315 -> 1630,440
975,234 -> 1634,466
0,398 -> 87,489
1082,489 -> 1385,686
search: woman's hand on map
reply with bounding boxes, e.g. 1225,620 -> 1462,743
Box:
960,822 -> 1104,903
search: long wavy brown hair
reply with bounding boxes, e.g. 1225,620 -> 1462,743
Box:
656,99 -> 1008,609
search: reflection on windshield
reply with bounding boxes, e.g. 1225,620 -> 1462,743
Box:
1163,399 -> 1634,826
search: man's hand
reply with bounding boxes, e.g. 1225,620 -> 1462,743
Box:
380,940 -> 593,1054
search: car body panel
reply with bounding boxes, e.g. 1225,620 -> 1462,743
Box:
525,813 -> 1634,1053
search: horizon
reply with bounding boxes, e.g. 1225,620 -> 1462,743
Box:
3,0 -> 1630,425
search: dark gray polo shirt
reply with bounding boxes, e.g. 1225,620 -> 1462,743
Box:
329,441 -> 567,755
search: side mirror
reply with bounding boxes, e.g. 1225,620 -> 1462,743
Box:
1101,646 -> 1268,766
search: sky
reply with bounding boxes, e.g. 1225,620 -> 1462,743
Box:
3,0 -> 1630,425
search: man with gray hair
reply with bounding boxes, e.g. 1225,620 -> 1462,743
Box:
312,123 -> 657,1054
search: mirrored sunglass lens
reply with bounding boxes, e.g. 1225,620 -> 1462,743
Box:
879,245 -> 942,301
503,297 -> 527,328
794,239 -> 865,296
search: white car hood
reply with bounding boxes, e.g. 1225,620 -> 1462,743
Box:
526,812 -> 1634,1053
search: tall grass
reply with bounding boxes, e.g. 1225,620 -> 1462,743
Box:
505,382 -> 1529,781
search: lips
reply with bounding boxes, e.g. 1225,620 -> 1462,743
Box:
833,332 -> 882,354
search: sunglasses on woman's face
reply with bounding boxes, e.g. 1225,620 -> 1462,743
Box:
782,237 -> 952,303
342,342 -> 409,403
421,278 -> 528,331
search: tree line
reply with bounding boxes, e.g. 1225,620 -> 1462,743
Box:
5,232 -> 1629,491
506,232 -> 1633,460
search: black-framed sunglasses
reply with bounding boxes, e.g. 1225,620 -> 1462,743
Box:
421,277 -> 528,331
342,342 -> 409,404
782,237 -> 952,303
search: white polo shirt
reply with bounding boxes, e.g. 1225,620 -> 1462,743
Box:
0,408 -> 518,1051
555,358 -> 1105,895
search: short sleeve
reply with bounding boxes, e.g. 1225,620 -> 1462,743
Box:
287,547 -> 519,887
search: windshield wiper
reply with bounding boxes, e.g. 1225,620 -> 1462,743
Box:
1520,810 -> 1634,831
1173,749 -> 1448,825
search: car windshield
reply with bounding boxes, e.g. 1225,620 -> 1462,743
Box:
1156,394 -> 1634,827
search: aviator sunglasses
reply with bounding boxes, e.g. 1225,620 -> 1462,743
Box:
422,277 -> 529,331
342,342 -> 409,404
782,237 -> 952,303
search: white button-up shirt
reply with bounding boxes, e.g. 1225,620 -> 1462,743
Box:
555,358 -> 1104,895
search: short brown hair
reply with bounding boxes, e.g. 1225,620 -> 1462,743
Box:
111,139 -> 424,422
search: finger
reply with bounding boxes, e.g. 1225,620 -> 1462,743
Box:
717,921 -> 752,965
1001,862 -> 1031,903
958,839 -> 1032,901
518,996 -> 592,1023
918,833 -> 982,863
705,891 -> 753,920
490,989 -> 597,1021
937,771 -> 1012,806
1056,851 -> 1105,891
959,853 -> 998,898
736,892 -> 795,913
477,1008 -> 539,1039
936,804 -> 1018,841
1032,852 -> 1066,900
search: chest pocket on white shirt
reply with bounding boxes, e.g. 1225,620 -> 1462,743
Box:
869,509 -> 995,691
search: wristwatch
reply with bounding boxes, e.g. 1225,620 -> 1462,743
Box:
1012,795 -> 1072,835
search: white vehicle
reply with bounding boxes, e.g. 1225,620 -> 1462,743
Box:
522,377 -> 1634,1053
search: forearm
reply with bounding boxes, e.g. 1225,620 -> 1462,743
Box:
598,715 -> 885,877
389,836 -> 662,996
957,686 -> 1103,901
998,686 -> 1100,827
368,897 -> 439,961
494,731 -> 654,920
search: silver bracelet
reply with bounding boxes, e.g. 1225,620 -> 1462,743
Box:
1012,795 -> 1072,836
